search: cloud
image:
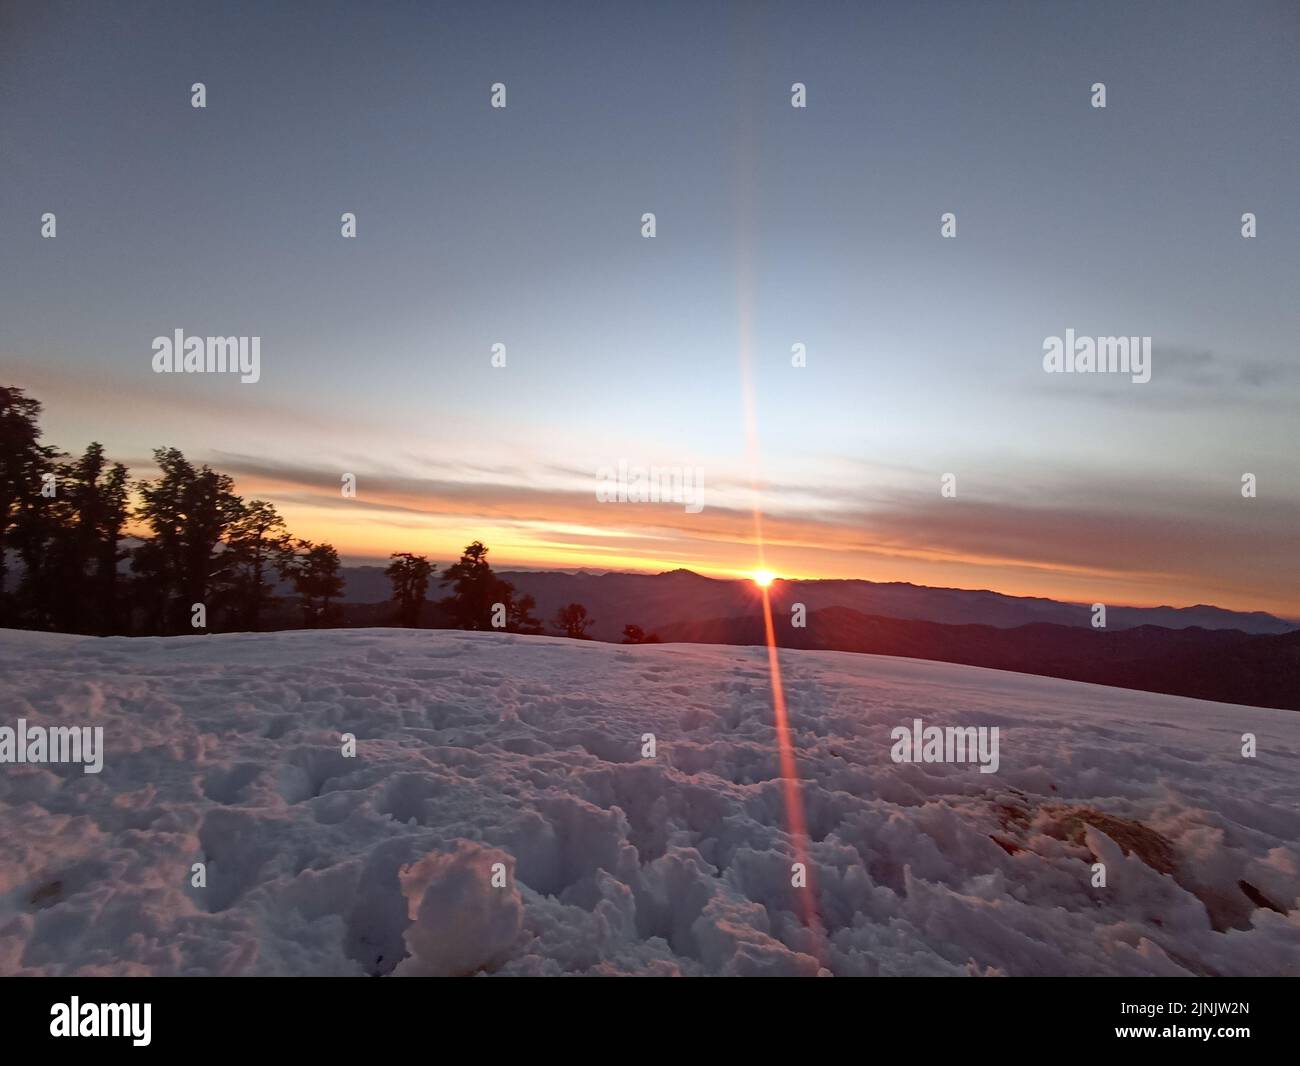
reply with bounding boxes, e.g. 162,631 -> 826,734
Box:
205,451 -> 1300,616
1027,344 -> 1298,409
12,358 -> 1298,615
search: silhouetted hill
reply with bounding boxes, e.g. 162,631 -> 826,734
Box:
657,606 -> 1300,711
301,566 -> 1299,641
481,569 -> 1295,639
250,568 -> 1300,707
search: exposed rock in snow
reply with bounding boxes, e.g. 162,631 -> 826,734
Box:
0,627 -> 1296,976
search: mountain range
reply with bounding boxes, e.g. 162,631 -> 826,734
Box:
330,565 -> 1298,640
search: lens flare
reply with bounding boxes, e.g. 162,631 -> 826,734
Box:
733,67 -> 822,957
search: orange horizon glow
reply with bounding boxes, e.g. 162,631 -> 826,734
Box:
226,508 -> 1297,620
184,459 -> 1299,619
31,344 -> 1295,624
118,497 -> 1300,621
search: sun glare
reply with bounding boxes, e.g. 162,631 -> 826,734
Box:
752,568 -> 776,588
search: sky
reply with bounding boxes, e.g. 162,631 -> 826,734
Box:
1,0 -> 1297,616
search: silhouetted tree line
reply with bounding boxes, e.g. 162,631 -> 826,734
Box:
1,387 -> 657,640
384,541 -> 565,636
1,386 -> 346,635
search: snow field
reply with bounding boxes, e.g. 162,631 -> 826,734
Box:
0,627 -> 1297,976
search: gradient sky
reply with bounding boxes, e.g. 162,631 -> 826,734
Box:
2,0 -> 1297,616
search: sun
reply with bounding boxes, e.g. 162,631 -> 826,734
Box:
752,568 -> 776,588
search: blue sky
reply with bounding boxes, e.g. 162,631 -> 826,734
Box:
2,0 -> 1297,614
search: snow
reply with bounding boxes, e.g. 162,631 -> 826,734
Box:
0,626 -> 1297,976
395,841 -> 523,976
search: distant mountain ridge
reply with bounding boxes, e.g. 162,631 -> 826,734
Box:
248,565 -> 1300,709
322,565 -> 1298,640
656,605 -> 1300,713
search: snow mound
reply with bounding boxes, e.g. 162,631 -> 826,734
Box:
395,841 -> 523,976
0,627 -> 1296,976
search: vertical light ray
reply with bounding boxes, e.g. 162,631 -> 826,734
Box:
732,14 -> 821,950
760,582 -> 819,935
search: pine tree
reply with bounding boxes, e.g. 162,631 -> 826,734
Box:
554,602 -> 594,639
507,592 -> 544,634
95,460 -> 130,635
280,539 -> 345,627
621,623 -> 661,644
44,443 -> 129,633
439,541 -> 511,630
133,448 -> 244,633
386,552 -> 433,627
0,387 -> 58,626
225,499 -> 293,630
